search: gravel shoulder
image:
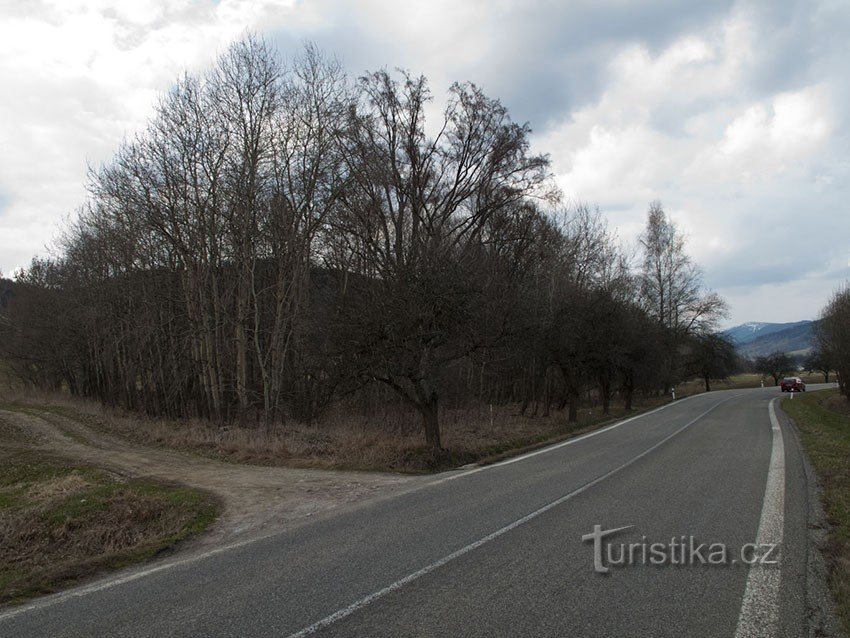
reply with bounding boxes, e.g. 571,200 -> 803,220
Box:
0,406 -> 420,548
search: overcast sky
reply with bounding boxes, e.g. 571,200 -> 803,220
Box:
1,0 -> 848,327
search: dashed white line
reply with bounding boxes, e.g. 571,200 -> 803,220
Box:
285,394 -> 739,637
432,390 -> 705,486
0,391 -> 729,628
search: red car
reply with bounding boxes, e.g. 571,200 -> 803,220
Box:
780,377 -> 806,392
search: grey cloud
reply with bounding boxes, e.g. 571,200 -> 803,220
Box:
741,1 -> 850,99
3,0 -> 848,325
702,199 -> 850,291
269,0 -> 737,129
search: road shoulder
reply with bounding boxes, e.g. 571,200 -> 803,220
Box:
776,392 -> 844,637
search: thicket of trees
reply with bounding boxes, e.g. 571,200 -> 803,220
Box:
0,37 -> 731,450
753,352 -> 794,386
817,285 -> 850,397
804,347 -> 833,383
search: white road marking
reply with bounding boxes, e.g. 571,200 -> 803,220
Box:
285,394 -> 739,637
0,531 -> 285,623
0,391 -> 730,627
431,390 -> 705,486
734,398 -> 786,638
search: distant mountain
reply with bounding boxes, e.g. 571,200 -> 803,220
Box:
722,320 -> 816,359
723,320 -> 812,346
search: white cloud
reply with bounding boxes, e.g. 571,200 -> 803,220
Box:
0,0 -> 848,325
0,0 -> 305,272
540,16 -> 756,206
535,8 -> 842,316
700,84 -> 833,182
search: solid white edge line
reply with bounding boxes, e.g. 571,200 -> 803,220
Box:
0,531 -> 283,623
734,398 -> 786,638
0,390 -> 724,626
284,394 -> 740,638
430,389 -> 706,486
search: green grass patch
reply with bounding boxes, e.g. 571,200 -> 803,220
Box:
0,448 -> 219,604
782,389 -> 850,633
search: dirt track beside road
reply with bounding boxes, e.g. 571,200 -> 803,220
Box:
0,406 -> 419,547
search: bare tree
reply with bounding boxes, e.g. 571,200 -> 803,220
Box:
639,201 -> 726,388
754,352 -> 794,386
2,36 -> 734,459
818,284 -> 850,397
688,332 -> 738,392
325,70 -> 555,449
804,346 -> 833,383
639,201 -> 726,334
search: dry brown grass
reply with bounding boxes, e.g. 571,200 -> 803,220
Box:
0,448 -> 219,604
1,388 -> 678,472
9,371 -> 814,474
24,472 -> 91,501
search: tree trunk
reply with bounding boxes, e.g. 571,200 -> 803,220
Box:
421,398 -> 441,449
568,392 -> 579,423
235,278 -> 250,416
600,378 -> 611,415
704,375 -> 711,392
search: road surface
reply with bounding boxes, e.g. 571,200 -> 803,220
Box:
0,386 -> 830,637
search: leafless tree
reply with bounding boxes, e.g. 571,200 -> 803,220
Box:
754,352 -> 794,386
638,201 -> 727,388
818,284 -> 850,396
325,69 -> 555,449
0,36 -> 732,457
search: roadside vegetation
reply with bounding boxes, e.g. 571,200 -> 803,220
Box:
677,372 -> 824,395
0,417 -> 219,604
0,36 -> 732,460
0,371 -> 816,474
783,389 -> 850,633
0,390 -> 679,472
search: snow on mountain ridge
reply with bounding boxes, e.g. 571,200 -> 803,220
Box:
740,322 -> 768,332
722,320 -> 813,348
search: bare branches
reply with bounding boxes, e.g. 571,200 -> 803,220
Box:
638,200 -> 727,335
1,36 -> 735,452
818,283 -> 850,396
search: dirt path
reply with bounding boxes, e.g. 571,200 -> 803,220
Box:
0,407 -> 422,547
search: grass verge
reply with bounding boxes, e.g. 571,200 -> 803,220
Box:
6,373 -> 802,474
782,389 -> 850,634
0,447 -> 219,605
2,396 -> 676,473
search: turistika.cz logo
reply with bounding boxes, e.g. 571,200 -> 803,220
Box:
581,525 -> 780,574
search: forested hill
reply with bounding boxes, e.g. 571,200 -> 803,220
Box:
722,320 -> 816,358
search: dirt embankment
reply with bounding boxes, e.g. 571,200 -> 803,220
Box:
0,406 -> 420,548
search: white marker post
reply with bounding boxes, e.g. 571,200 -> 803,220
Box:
671,388 -> 676,401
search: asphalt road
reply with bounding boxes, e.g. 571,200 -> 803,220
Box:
0,386 -> 829,637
